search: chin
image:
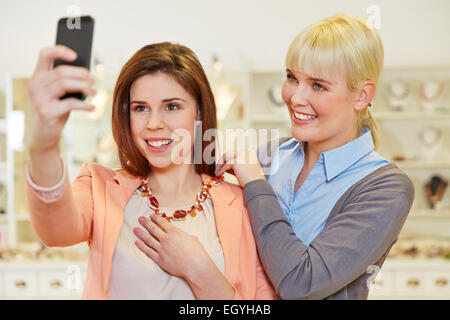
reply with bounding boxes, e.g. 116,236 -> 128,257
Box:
146,157 -> 175,170
291,125 -> 313,142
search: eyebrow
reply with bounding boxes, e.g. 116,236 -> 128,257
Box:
286,68 -> 334,86
308,77 -> 334,86
130,97 -> 186,105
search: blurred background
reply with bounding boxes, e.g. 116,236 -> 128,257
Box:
0,0 -> 450,299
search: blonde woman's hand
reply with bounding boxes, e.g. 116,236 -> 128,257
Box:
28,45 -> 97,153
215,149 -> 266,187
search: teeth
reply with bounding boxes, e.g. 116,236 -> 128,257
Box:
294,112 -> 317,121
147,139 -> 173,147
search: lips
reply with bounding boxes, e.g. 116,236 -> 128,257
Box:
292,110 -> 318,125
146,138 -> 173,147
145,137 -> 174,153
293,111 -> 317,120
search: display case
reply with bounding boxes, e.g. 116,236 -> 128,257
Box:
1,65 -> 449,299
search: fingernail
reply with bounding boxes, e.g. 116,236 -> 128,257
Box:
68,51 -> 77,59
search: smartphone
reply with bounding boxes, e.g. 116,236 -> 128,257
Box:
53,15 -> 95,100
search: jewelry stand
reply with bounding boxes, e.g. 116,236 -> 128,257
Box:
420,80 -> 445,112
386,80 -> 411,111
425,175 -> 448,210
418,127 -> 443,162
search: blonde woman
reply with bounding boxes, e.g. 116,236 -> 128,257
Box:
216,14 -> 415,299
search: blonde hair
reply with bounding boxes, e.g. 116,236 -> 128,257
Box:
286,13 -> 384,149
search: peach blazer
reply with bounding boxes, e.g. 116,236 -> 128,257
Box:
25,162 -> 276,300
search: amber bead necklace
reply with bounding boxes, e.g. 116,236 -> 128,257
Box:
138,175 -> 224,222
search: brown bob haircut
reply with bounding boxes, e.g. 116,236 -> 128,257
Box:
112,42 -> 217,178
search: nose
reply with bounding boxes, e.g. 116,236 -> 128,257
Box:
290,83 -> 309,107
146,110 -> 164,130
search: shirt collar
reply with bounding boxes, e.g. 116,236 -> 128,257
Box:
322,127 -> 375,181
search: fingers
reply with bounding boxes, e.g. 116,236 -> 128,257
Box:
150,213 -> 172,233
60,98 -> 96,114
135,238 -> 160,263
215,162 -> 235,177
134,226 -> 159,250
34,45 -> 77,75
47,77 -> 96,101
48,65 -> 95,85
137,216 -> 165,241
215,152 -> 237,176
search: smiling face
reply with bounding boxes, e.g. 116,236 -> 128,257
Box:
282,68 -> 362,151
129,72 -> 198,170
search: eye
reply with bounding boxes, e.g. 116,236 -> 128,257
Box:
286,73 -> 298,83
313,82 -> 326,91
165,103 -> 180,111
134,105 -> 149,112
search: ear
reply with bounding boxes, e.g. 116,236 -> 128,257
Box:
354,80 -> 376,111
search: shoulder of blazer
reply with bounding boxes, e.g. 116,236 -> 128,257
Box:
79,162 -> 117,178
202,173 -> 243,208
76,162 -> 124,187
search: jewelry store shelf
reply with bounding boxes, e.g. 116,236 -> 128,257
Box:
393,160 -> 450,170
373,111 -> 450,121
409,209 -> 450,219
0,161 -> 6,182
0,213 -> 30,223
251,114 -> 290,123
0,118 -> 6,132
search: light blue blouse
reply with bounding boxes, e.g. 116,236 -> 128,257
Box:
268,128 -> 389,246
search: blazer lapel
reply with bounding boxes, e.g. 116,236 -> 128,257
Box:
202,174 -> 242,285
102,170 -> 140,295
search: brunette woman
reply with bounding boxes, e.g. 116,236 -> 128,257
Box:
25,42 -> 275,300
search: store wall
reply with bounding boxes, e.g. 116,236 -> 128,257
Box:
0,0 -> 449,75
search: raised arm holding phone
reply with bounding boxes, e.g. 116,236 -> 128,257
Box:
25,18 -> 275,300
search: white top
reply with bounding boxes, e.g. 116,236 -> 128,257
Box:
25,157 -> 226,300
108,192 -> 225,300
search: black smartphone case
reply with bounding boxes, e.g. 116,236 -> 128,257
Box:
54,16 -> 94,100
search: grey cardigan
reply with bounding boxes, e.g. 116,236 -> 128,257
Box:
244,162 -> 415,299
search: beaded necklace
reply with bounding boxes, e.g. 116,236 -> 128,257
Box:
138,175 -> 224,222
